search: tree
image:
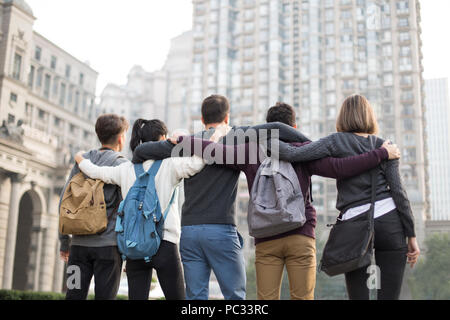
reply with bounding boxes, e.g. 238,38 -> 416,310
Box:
409,233 -> 450,300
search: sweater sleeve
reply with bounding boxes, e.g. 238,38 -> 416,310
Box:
305,148 -> 389,179
276,134 -> 338,162
78,159 -> 128,186
170,156 -> 207,182
248,122 -> 311,143
132,140 -> 175,163
178,136 -> 259,171
384,159 -> 416,238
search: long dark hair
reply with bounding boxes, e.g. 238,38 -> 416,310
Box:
130,119 -> 168,152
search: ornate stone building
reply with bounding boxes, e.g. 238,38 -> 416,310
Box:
0,0 -> 98,292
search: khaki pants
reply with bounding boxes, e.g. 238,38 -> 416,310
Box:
255,234 -> 316,300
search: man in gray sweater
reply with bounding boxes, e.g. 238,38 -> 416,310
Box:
59,114 -> 129,300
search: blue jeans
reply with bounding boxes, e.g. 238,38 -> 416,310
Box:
180,224 -> 246,300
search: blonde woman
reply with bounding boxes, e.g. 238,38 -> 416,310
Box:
276,94 -> 420,300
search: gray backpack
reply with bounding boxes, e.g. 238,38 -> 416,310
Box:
248,158 -> 306,238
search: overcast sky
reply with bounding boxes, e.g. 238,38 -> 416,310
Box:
27,0 -> 450,96
27,0 -> 193,95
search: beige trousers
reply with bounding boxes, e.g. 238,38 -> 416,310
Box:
255,234 -> 316,300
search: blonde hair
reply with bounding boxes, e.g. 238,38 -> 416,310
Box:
336,94 -> 379,135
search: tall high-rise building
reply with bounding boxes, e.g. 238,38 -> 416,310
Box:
0,0 -> 99,292
424,78 -> 450,221
191,0 -> 429,248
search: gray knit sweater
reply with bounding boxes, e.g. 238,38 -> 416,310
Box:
277,132 -> 416,238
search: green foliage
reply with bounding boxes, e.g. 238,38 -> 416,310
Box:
0,290 -> 65,300
409,233 -> 450,300
0,290 -> 128,300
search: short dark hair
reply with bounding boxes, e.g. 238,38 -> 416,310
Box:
95,114 -> 129,145
266,102 -> 296,127
130,119 -> 168,152
201,95 -> 230,125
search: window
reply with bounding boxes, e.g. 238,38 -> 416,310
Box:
37,68 -> 43,87
35,46 -> 42,61
68,86 -> 73,105
384,73 -> 393,86
400,46 -> 411,56
8,114 -> 15,124
398,18 -> 409,28
13,53 -> 22,80
10,92 -> 18,103
38,109 -> 46,119
44,74 -> 51,99
60,83 -> 66,107
54,117 -> 61,127
53,77 -> 59,96
75,91 -> 80,111
399,32 -> 410,42
51,56 -> 57,70
79,73 -> 84,86
65,65 -> 71,79
396,1 -> 409,14
28,65 -> 35,88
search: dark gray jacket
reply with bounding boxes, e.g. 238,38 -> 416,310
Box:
278,132 -> 416,237
59,149 -> 127,252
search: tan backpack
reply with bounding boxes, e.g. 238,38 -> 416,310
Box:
59,172 -> 108,235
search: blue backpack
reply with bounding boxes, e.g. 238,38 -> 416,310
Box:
115,160 -> 177,262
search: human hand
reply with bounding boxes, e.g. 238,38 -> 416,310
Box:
60,251 -> 69,263
407,237 -> 420,268
382,140 -> 400,160
210,124 -> 231,143
168,133 -> 181,145
74,151 -> 86,164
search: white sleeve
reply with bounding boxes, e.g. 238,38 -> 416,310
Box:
78,159 -> 128,186
169,156 -> 206,183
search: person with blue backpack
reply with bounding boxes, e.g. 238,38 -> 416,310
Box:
73,119 -> 221,300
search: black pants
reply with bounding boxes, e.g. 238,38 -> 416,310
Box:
345,210 -> 408,300
65,246 -> 122,300
126,240 -> 185,300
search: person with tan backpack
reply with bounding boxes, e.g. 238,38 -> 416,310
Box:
59,114 -> 129,300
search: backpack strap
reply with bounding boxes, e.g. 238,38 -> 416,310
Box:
134,163 -> 146,179
148,160 -> 163,177
162,187 -> 178,222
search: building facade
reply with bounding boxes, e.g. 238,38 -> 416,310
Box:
99,31 -> 194,154
0,0 -> 98,292
190,0 -> 429,253
424,78 -> 450,221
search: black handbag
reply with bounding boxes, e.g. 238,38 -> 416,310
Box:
319,168 -> 377,277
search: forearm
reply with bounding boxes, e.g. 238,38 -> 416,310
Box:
250,122 -> 311,143
276,136 -> 336,162
132,140 -> 175,163
308,148 -> 389,179
78,159 -> 121,186
385,160 -> 416,237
